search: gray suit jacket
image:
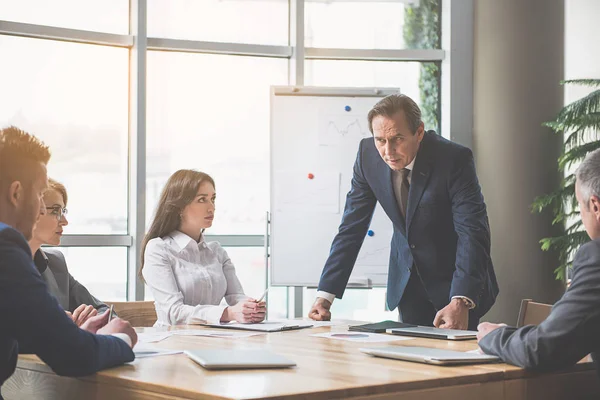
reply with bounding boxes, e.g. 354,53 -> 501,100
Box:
479,239 -> 600,378
34,248 -> 109,314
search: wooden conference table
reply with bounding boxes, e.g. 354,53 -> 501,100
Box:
4,321 -> 600,400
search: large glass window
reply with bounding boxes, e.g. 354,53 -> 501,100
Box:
305,0 -> 440,50
52,247 -> 128,301
0,0 -> 129,33
0,36 -> 129,235
148,0 -> 289,45
305,60 -> 441,133
146,52 -> 288,234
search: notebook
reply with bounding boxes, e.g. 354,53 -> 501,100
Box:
360,346 -> 500,365
205,321 -> 313,332
184,349 -> 296,370
349,321 -> 417,333
387,326 -> 478,340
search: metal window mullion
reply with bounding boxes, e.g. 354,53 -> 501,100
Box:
441,0 -> 474,148
204,235 -> 264,247
147,38 -> 292,58
56,235 -> 133,247
128,0 -> 147,301
288,0 -> 305,318
305,48 -> 445,61
0,20 -> 133,47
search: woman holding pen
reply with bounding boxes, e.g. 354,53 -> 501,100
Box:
140,169 -> 266,327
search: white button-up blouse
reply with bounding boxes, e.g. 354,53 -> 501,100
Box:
143,230 -> 248,326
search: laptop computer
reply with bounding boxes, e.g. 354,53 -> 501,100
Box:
205,321 -> 313,332
387,326 -> 478,340
360,346 -> 500,365
184,349 -> 297,370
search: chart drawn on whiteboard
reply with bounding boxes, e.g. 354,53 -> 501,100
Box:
274,171 -> 341,214
319,114 -> 370,147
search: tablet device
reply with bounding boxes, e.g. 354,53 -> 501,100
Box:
387,326 -> 478,340
185,349 -> 297,370
360,346 -> 499,365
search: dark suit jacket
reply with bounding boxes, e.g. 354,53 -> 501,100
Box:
34,248 -> 109,314
479,239 -> 600,378
317,131 -> 499,316
0,223 -> 134,395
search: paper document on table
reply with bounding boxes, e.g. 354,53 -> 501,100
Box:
206,320 -> 313,332
171,329 -> 265,338
134,344 -> 183,358
311,332 -> 415,343
298,320 -> 345,327
137,332 -> 172,343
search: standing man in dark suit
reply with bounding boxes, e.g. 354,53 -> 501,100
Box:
308,94 -> 498,330
0,126 -> 137,398
478,149 -> 600,376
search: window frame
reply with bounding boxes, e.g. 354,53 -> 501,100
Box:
0,0 -> 470,317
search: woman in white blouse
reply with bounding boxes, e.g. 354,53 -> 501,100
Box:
140,169 -> 266,326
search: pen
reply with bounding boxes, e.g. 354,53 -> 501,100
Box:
107,304 -> 114,323
255,289 -> 268,303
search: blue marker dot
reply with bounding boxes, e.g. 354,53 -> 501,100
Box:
367,230 -> 374,237
344,105 -> 351,112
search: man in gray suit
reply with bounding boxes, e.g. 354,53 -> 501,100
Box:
477,148 -> 600,377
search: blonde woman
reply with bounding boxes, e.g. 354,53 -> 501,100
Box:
29,179 -> 110,326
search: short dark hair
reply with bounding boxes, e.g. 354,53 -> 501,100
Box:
367,94 -> 423,134
0,126 -> 51,190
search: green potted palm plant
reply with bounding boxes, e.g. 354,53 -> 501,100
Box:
532,79 -> 600,280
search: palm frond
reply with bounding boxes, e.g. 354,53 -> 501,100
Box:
545,112 -> 600,133
554,90 -> 600,130
531,182 -> 575,213
562,79 -> 600,87
559,140 -> 600,170
563,125 -> 600,150
539,231 -> 589,252
535,78 -> 599,280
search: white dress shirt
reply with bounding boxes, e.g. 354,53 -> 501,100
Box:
143,230 -> 248,326
316,155 -> 475,310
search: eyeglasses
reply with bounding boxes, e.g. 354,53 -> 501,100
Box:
46,206 -> 68,220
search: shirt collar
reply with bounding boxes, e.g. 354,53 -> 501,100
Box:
33,249 -> 49,274
168,230 -> 208,252
405,154 -> 417,172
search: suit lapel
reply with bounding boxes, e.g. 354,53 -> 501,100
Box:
406,136 -> 434,231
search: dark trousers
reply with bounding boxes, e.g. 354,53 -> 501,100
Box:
399,270 -> 479,330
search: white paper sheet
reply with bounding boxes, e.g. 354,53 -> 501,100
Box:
171,329 -> 265,338
207,320 -> 313,332
133,344 -> 183,358
137,332 -> 172,343
310,332 -> 415,343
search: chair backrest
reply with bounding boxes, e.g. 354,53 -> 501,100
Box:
106,301 -> 157,327
516,299 -> 552,328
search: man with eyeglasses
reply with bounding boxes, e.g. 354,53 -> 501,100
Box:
0,126 -> 137,399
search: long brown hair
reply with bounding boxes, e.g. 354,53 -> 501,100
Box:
139,169 -> 215,280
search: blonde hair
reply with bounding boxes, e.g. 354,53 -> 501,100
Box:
47,178 -> 68,206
